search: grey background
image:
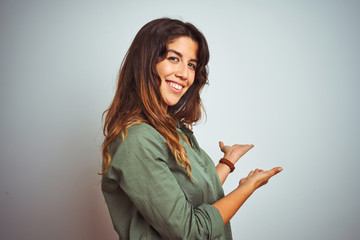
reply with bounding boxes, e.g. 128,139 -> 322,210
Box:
1,0 -> 359,239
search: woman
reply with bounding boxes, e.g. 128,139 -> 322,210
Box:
101,18 -> 282,239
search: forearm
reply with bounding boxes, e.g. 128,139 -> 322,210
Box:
216,163 -> 231,185
212,183 -> 255,225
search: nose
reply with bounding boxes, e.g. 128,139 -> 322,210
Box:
175,62 -> 188,80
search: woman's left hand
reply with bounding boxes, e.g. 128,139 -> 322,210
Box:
239,167 -> 283,189
219,141 -> 254,165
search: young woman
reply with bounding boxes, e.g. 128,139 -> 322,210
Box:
101,18 -> 282,240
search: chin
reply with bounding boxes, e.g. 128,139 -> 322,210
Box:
167,102 -> 179,107
165,98 -> 181,106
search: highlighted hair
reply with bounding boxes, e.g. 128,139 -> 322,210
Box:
101,18 -> 209,179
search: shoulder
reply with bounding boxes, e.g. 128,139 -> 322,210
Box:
109,123 -> 168,161
125,123 -> 166,145
105,123 -> 170,181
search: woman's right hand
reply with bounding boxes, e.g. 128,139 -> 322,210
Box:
239,167 -> 283,190
219,141 -> 254,165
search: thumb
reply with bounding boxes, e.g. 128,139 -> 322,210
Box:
219,141 -> 224,150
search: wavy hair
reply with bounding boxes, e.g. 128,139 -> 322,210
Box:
101,18 -> 210,179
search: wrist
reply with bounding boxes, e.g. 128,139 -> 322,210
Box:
223,154 -> 237,164
237,181 -> 256,193
219,158 -> 235,172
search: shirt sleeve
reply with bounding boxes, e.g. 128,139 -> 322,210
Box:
107,125 -> 225,240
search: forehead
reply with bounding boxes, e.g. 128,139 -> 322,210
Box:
167,36 -> 198,60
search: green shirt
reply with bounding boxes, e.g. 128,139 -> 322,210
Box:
102,123 -> 233,239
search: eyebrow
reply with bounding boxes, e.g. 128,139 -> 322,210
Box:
168,49 -> 198,63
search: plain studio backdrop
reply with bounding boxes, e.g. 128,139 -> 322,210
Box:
1,0 -> 359,239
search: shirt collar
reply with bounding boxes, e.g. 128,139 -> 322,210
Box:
177,121 -> 193,138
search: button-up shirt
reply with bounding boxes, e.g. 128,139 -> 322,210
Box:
102,122 -> 232,239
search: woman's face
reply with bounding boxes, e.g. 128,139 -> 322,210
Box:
156,36 -> 198,109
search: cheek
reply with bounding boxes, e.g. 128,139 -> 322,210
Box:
189,79 -> 195,87
155,64 -> 163,78
155,62 -> 165,78
189,74 -> 196,86
156,62 -> 172,79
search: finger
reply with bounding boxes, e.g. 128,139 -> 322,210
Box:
243,144 -> 254,152
267,167 -> 283,176
219,141 -> 224,150
248,170 -> 255,176
246,144 -> 254,150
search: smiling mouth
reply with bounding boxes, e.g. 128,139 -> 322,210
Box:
166,80 -> 184,92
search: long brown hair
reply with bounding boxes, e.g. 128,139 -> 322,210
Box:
101,18 -> 210,179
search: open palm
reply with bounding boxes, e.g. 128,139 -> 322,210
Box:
219,141 -> 254,165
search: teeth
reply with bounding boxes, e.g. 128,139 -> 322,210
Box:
170,82 -> 183,90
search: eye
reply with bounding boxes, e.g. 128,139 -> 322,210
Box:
168,56 -> 179,62
188,62 -> 197,70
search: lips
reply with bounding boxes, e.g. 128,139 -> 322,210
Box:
166,80 -> 184,93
